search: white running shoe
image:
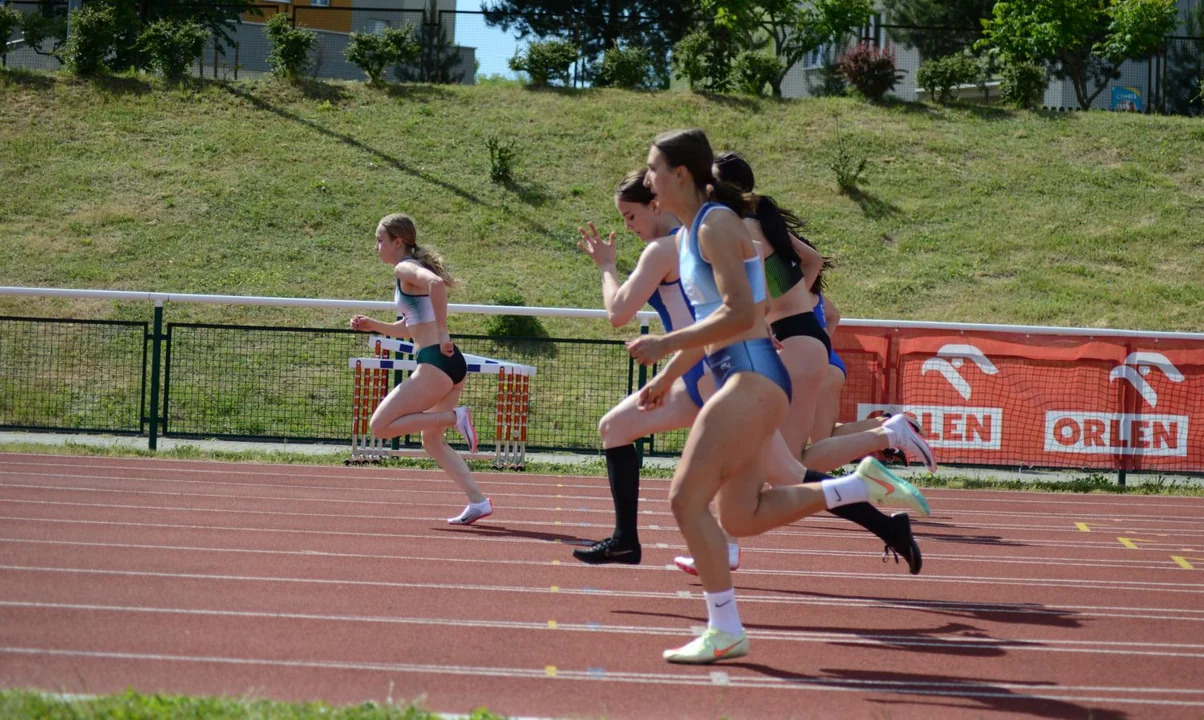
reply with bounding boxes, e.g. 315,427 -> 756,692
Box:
674,543 -> 741,576
448,498 -> 492,525
663,628 -> 749,664
854,457 -> 932,517
885,413 -> 938,473
452,406 -> 478,453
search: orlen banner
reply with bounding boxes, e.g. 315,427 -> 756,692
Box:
829,325 -> 1204,472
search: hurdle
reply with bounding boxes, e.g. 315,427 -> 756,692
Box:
347,336 -> 537,469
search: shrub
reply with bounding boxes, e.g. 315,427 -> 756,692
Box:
508,39 -> 576,88
264,12 -> 315,81
999,58 -> 1048,109
671,30 -> 732,93
1197,77 -> 1204,106
484,286 -> 547,339
346,25 -> 417,85
916,53 -> 979,104
138,19 -> 208,82
829,132 -> 868,193
596,43 -> 651,89
486,135 -> 515,185
836,42 -> 904,101
63,2 -> 117,76
732,50 -> 784,97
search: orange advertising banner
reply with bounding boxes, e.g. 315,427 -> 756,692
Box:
829,325 -> 1204,473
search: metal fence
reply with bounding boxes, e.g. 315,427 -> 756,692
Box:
4,1 -> 1203,113
0,290 -> 667,458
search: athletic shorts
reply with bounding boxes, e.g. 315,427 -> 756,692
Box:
416,344 -> 468,385
706,338 -> 792,402
770,311 -> 832,355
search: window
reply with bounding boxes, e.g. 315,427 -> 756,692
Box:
311,0 -> 329,7
371,19 -> 390,34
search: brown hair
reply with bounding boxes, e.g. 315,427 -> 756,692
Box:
378,213 -> 457,287
615,168 -> 655,205
651,128 -> 750,215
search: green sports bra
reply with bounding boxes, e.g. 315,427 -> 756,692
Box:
764,252 -> 804,299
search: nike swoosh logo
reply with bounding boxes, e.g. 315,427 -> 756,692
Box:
870,477 -> 895,496
715,600 -> 732,608
607,549 -> 634,556
833,488 -> 842,502
713,640 -> 744,658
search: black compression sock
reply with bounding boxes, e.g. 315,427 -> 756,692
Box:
605,444 -> 641,545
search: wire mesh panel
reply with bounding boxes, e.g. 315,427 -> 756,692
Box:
165,323 -> 362,440
440,335 -> 632,453
0,316 -> 146,433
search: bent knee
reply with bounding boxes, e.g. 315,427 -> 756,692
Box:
420,428 -> 447,451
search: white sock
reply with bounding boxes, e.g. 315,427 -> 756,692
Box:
704,589 -> 743,635
821,475 -> 869,509
470,498 -> 491,510
882,423 -> 900,448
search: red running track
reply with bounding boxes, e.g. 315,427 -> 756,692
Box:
1,452 -> 1203,719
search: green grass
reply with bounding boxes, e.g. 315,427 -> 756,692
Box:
4,440 -> 1201,494
2,73 -> 1203,335
0,689 -> 505,720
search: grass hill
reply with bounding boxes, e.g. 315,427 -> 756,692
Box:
2,73 -> 1202,337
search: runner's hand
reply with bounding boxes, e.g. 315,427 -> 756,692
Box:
626,334 -> 669,366
350,315 -> 374,332
439,331 -> 454,357
638,372 -> 672,411
576,221 -> 617,268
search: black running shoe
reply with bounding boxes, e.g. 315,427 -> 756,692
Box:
883,512 -> 922,575
572,536 -> 642,565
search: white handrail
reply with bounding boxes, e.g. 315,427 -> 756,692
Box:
0,286 -> 657,325
2,285 -> 1203,340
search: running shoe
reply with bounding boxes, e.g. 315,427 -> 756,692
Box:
674,543 -> 741,576
447,499 -> 492,525
884,413 -> 938,473
854,457 -> 932,517
883,512 -> 923,575
664,628 -> 749,664
572,536 -> 642,565
453,406 -> 478,453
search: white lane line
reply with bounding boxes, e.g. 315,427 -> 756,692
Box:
2,510 -> 1200,556
1,535 -> 1189,574
4,565 -> 1204,620
2,647 -> 1203,707
6,600 -> 1204,658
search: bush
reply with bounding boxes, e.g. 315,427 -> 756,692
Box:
830,132 -> 867,193
916,53 -> 979,104
999,58 -> 1047,109
732,50 -> 784,97
0,5 -> 21,66
484,286 -> 547,339
63,2 -> 116,76
508,39 -> 576,88
486,135 -> 515,185
1194,76 -> 1203,106
264,12 -> 315,81
596,43 -> 651,89
836,42 -> 904,101
345,25 -> 417,85
671,30 -> 732,93
138,19 -> 208,82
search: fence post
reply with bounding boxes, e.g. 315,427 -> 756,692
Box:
147,302 -> 164,451
634,320 -> 649,466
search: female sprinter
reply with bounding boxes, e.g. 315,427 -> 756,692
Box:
349,213 -> 490,526
571,169 -> 713,565
628,129 -> 931,664
669,152 -> 933,576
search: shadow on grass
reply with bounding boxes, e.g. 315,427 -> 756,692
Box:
0,68 -> 55,90
841,186 -> 902,220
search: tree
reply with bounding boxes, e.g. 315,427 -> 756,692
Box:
1164,1 -> 1204,115
700,0 -> 874,97
482,0 -> 698,88
879,0 -> 995,60
979,0 -> 1179,110
397,0 -> 465,84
